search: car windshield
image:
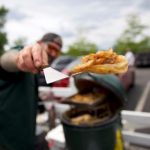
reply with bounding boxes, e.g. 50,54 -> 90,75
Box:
65,57 -> 82,71
51,56 -> 76,71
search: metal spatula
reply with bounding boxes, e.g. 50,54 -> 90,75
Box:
43,67 -> 81,84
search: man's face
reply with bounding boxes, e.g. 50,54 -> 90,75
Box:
47,37 -> 62,61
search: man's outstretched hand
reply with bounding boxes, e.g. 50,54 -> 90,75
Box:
16,41 -> 60,73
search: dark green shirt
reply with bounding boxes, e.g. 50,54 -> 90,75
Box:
0,67 -> 38,150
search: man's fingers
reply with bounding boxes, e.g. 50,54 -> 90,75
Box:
42,50 -> 48,67
21,47 -> 38,72
16,42 -> 50,73
31,44 -> 43,68
16,50 -> 38,73
16,53 -> 28,72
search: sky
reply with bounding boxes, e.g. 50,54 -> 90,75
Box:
0,0 -> 150,52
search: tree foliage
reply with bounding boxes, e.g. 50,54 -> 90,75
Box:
13,37 -> 27,47
66,37 -> 98,56
0,6 -> 8,54
114,14 -> 150,54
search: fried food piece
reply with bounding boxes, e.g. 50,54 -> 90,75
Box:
71,114 -> 97,125
71,48 -> 128,74
71,93 -> 105,104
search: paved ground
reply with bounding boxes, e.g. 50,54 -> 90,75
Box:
123,68 -> 150,150
125,68 -> 150,111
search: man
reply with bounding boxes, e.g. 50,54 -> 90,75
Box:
125,49 -> 135,66
0,33 -> 62,150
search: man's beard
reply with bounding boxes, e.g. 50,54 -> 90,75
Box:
48,56 -> 56,64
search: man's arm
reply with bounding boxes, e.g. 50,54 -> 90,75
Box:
0,43 -> 48,73
0,50 -> 19,72
0,41 -> 59,74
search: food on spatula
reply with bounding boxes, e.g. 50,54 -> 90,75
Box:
71,48 -> 128,74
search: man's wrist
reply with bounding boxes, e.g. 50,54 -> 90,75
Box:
0,50 -> 20,72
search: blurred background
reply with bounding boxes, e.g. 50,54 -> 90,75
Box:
0,0 -> 150,55
0,0 -> 150,150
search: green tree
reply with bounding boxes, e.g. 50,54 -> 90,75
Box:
13,37 -> 27,47
0,6 -> 8,54
66,37 -> 98,56
114,14 -> 150,54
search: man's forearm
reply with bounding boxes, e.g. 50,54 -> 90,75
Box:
0,50 -> 20,72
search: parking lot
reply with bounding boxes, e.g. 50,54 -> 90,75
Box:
125,68 -> 150,112
124,68 -> 150,150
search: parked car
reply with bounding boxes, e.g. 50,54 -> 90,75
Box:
51,56 -> 76,71
117,66 -> 135,90
135,51 -> 150,67
52,57 -> 135,91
